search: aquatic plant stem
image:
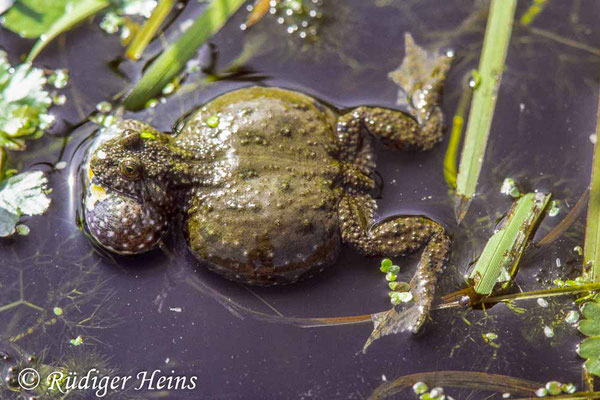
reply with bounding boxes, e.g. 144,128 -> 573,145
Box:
27,0 -> 110,62
188,276 -> 600,330
123,0 -> 247,110
584,93 -> 600,283
467,192 -> 550,295
454,0 -> 517,223
443,73 -> 473,189
125,0 -> 175,61
368,371 -> 541,399
0,147 -> 5,181
536,188 -> 589,247
512,393 -> 600,400
520,24 -> 600,58
245,0 -> 275,27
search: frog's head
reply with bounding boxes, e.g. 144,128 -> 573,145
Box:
89,120 -> 180,212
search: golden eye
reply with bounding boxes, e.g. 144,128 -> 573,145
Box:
120,158 -> 141,180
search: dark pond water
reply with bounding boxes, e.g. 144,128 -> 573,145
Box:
1,0 -> 600,399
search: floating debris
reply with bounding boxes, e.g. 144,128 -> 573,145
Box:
536,298 -> 548,308
561,383 -> 576,394
543,325 -> 554,338
500,177 -> 521,198
545,381 -> 561,395
547,200 -> 560,217
48,69 -> 69,89
119,0 -> 158,18
389,291 -> 413,305
51,92 -> 66,105
69,335 -> 83,346
413,382 -> 428,395
100,0 -> 159,36
96,101 -> 113,113
99,11 -> 123,34
565,310 -> 579,324
15,224 -> 29,236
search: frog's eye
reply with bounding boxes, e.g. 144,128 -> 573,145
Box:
121,129 -> 142,150
119,158 -> 142,180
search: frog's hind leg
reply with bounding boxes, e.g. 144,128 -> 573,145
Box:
337,106 -> 443,152
338,194 -> 451,333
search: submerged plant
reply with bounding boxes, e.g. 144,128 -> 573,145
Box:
0,50 -> 66,236
1,0 -> 160,61
0,170 -> 51,237
124,0 -> 248,110
454,0 -> 517,222
0,51 -> 58,152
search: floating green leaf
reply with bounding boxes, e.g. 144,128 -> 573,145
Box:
455,0 -> 517,222
1,0 -> 69,38
579,302 -> 600,337
123,0 -> 247,110
27,0 -> 111,61
579,301 -> 600,377
468,192 -> 551,295
0,170 -> 51,237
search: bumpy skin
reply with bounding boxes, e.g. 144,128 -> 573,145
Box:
84,185 -> 166,254
88,41 -> 452,333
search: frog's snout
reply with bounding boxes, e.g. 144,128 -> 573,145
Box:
84,187 -> 166,255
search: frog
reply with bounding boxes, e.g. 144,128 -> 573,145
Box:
85,34 -> 453,333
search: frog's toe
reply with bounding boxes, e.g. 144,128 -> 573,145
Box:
84,186 -> 166,255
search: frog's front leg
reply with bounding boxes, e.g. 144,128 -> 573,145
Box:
337,106 -> 443,152
338,194 -> 451,333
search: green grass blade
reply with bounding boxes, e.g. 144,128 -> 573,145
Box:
584,94 -> 600,283
26,0 -> 110,62
455,0 -> 517,222
468,192 -> 551,296
125,0 -> 175,61
443,73 -> 473,189
123,0 -> 246,110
